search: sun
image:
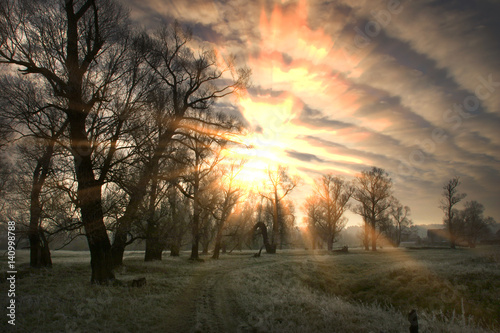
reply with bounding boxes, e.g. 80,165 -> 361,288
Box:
220,142 -> 278,192
233,159 -> 269,189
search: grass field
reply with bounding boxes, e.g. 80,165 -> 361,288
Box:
1,246 -> 499,332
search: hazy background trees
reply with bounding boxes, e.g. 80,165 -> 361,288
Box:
454,201 -> 494,248
388,199 -> 413,247
440,177 -> 467,249
438,178 -> 495,248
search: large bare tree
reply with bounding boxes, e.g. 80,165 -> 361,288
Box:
353,167 -> 392,251
0,0 -> 132,283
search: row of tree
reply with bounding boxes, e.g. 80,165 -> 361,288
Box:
0,0 -> 307,282
441,177 -> 495,248
1,1 -> 494,286
0,0 -> 252,283
303,167 -> 412,252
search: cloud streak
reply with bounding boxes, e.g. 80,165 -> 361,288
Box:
121,0 -> 500,225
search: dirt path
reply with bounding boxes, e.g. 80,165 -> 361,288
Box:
162,257 -> 278,333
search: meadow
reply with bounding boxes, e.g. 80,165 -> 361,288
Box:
1,246 -> 499,332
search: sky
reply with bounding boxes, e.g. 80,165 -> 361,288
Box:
119,0 -> 500,226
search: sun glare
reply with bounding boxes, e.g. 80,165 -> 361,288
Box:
217,0 -> 374,192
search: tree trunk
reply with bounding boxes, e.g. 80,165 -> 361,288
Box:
371,221 -> 377,251
253,222 -> 275,254
144,163 -> 163,261
39,228 -> 52,267
29,203 -> 52,268
170,243 -> 180,256
190,199 -> 201,260
212,224 -> 224,259
327,235 -> 334,251
70,112 -> 114,284
145,238 -> 163,261
81,189 -> 115,284
202,242 -> 209,255
111,229 -> 127,267
190,174 -> 202,260
110,170 -> 150,267
29,142 -> 55,268
396,224 -> 401,247
271,190 -> 280,249
212,206 -> 229,259
448,207 -> 456,249
364,220 -> 370,251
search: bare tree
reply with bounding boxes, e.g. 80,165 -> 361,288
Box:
211,161 -> 244,259
302,195 -> 323,250
0,75 -> 68,267
353,167 -> 392,251
304,175 -> 354,250
440,177 -> 466,249
173,114 -> 235,260
259,165 -> 299,253
0,0 -> 134,283
389,199 -> 412,247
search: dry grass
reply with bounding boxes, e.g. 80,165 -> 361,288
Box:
1,246 -> 499,332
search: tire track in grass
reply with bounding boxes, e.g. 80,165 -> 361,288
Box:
162,265 -> 207,333
162,256 -> 279,332
194,258 -> 279,332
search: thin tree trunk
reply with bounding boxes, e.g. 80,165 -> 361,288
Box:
111,229 -> 127,267
29,139 -> 58,268
29,190 -> 52,268
170,243 -> 180,256
213,198 -> 231,259
364,220 -> 370,251
145,161 -> 163,261
212,221 -> 224,259
271,190 -> 279,250
327,235 -> 334,251
190,192 -> 201,260
371,221 -> 377,251
202,242 -> 209,255
110,164 -> 153,266
39,229 -> 52,266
